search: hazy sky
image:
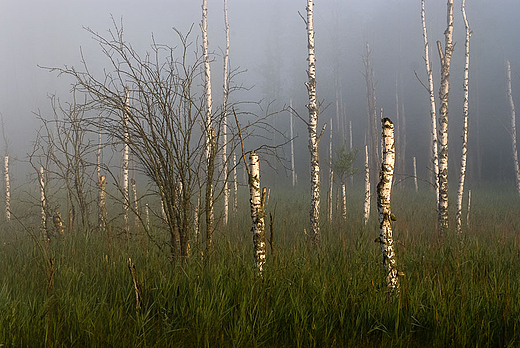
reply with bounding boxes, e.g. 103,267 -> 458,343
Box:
0,0 -> 519,184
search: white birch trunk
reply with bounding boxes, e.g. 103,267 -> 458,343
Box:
39,166 -> 48,241
349,120 -> 353,186
507,60 -> 520,195
222,0 -> 230,226
99,175 -> 107,232
342,183 -> 347,221
377,118 -> 399,292
305,0 -> 321,244
290,99 -> 296,187
202,0 -> 215,248
97,115 -> 103,230
4,154 -> 9,222
363,143 -> 370,225
437,0 -> 454,235
249,151 -> 266,275
456,0 -> 471,234
421,0 -> 439,206
329,117 -> 333,222
233,152 -> 238,215
123,87 -> 130,236
413,156 -> 418,192
466,189 -> 471,229
145,203 -> 150,231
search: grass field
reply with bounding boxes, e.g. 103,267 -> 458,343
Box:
1,185 -> 520,347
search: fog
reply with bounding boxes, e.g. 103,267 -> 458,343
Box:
1,0 -> 519,188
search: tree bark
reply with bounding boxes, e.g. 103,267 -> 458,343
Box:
4,153 -> 9,222
456,0 -> 471,234
123,87 -> 130,237
290,99 -> 296,187
413,156 -> 418,192
363,143 -> 370,225
305,0 -> 321,245
377,118 -> 399,292
202,0 -> 215,250
421,0 -> 439,207
39,166 -> 49,242
329,117 -> 333,222
222,0 -> 230,226
507,60 -> 520,195
233,152 -> 238,215
249,151 -> 266,275
437,0 -> 454,235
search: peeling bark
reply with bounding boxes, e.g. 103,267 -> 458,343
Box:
377,118 -> 399,292
305,0 -> 321,244
456,0 -> 471,234
249,151 -> 266,275
437,0 -> 454,235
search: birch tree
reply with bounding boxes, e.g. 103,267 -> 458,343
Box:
202,0 -> 215,250
507,60 -> 520,195
249,151 -> 266,275
123,87 -> 130,237
304,0 -> 323,244
377,118 -> 399,292
421,0 -> 439,207
290,99 -> 296,187
363,143 -> 370,225
222,0 -> 230,226
456,0 -> 471,234
437,0 -> 454,235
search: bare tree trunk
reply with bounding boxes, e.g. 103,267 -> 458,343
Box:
131,178 -> 139,230
363,43 -> 380,198
377,118 -> 400,292
437,0 -> 454,235
349,120 -> 353,186
290,99 -> 296,187
97,115 -> 103,230
507,60 -> 520,195
305,0 -> 321,245
98,175 -> 107,232
421,0 -> 439,206
342,183 -> 347,221
233,152 -> 238,215
222,0 -> 230,226
363,143 -> 370,225
123,87 -> 130,237
413,156 -> 418,192
145,203 -> 149,231
202,0 -> 215,250
466,189 -> 471,229
39,166 -> 49,242
4,154 -> 9,222
329,117 -> 333,222
249,151 -> 266,275
456,0 -> 471,234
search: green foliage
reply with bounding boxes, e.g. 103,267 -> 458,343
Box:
0,187 -> 519,347
331,145 -> 358,184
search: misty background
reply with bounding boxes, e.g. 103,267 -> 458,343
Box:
0,0 -> 519,191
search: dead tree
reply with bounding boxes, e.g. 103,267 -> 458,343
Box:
507,60 -> 520,195
222,0 -> 230,226
437,0 -> 455,235
377,118 -> 400,292
456,0 -> 472,234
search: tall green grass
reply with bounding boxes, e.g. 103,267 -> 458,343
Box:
1,186 -> 519,347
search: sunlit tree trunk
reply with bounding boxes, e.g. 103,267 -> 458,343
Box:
123,87 -> 130,237
437,0 -> 454,235
4,153 -> 9,222
421,0 -> 439,206
222,0 -> 230,226
249,151 -> 266,275
342,183 -> 347,221
202,0 -> 215,250
98,175 -> 107,232
363,143 -> 370,225
456,0 -> 471,234
377,118 -> 399,292
305,0 -> 321,245
507,60 -> 520,195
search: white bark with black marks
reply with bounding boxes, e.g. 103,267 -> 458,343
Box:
456,0 -> 471,234
377,118 -> 399,292
249,151 -> 266,275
